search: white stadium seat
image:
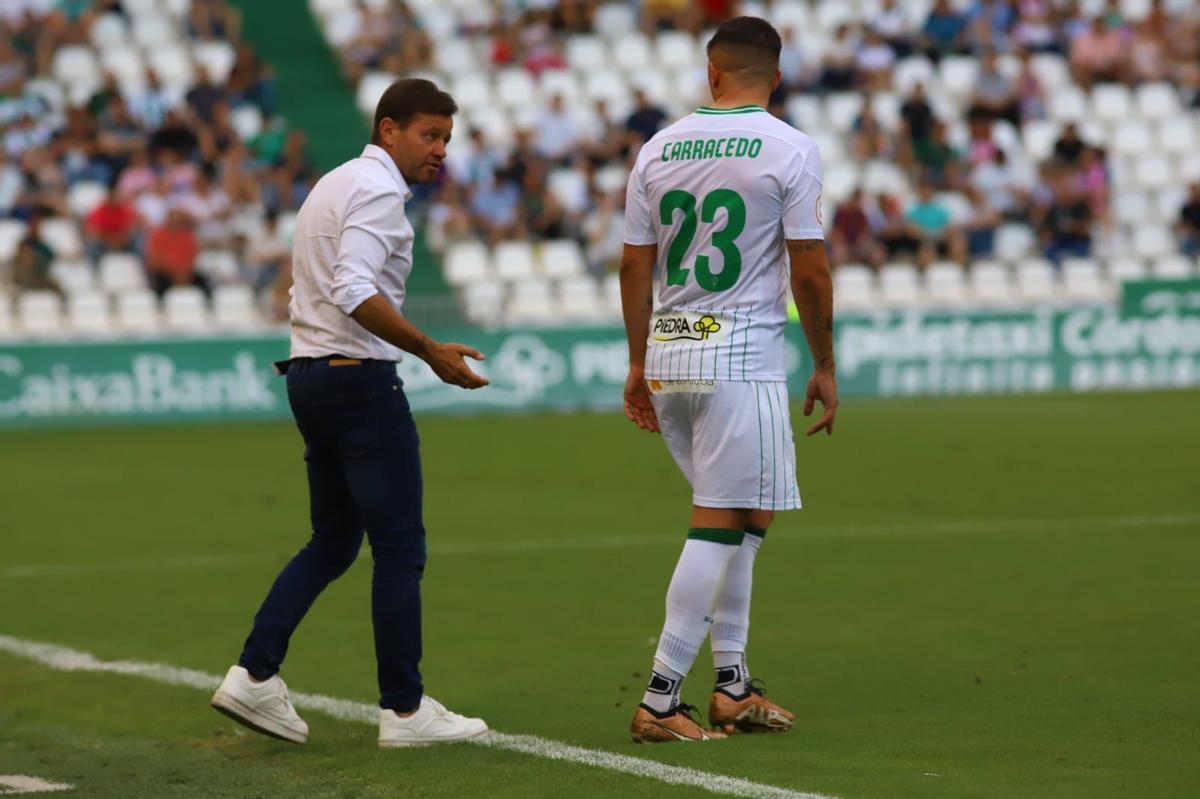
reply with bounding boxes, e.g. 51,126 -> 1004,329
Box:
1135,82 -> 1180,120
614,34 -> 654,73
116,290 -> 161,333
193,40 -> 237,84
995,224 -> 1037,262
496,68 -> 540,110
99,253 -> 148,294
230,105 -> 263,140
566,35 -> 608,73
163,286 -> 210,331
40,218 -> 83,260
1133,226 -> 1175,259
1112,121 -> 1153,156
0,219 -> 28,263
557,276 -> 604,320
1092,83 -> 1133,123
969,260 -> 1015,305
212,285 -> 261,329
540,239 -> 587,280
493,241 -> 538,282
0,294 -> 12,337
1152,255 -> 1194,279
925,262 -> 967,306
67,291 -> 113,335
460,280 -> 505,327
656,31 -> 698,70
1106,257 -> 1148,284
507,279 -> 556,324
1048,86 -> 1088,122
90,13 -> 129,50
132,14 -> 177,49
594,3 -> 637,39
833,264 -> 875,311
879,263 -> 921,307
17,291 -> 64,337
196,250 -> 241,284
443,241 -> 492,287
1157,116 -> 1196,154
1015,259 -> 1057,303
50,261 -> 95,294
1061,258 -> 1108,302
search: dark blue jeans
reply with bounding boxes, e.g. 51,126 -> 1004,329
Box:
239,358 -> 425,711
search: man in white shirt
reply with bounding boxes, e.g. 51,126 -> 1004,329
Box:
211,79 -> 491,748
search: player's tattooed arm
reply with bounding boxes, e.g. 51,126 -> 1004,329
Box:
786,239 -> 836,372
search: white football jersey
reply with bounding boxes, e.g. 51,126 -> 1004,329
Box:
623,105 -> 824,381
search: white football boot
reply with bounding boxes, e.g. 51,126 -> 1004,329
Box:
210,665 -> 309,744
378,696 -> 489,747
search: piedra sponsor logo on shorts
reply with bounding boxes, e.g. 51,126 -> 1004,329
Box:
651,312 -> 730,343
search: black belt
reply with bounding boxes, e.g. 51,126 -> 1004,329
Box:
273,355 -> 398,375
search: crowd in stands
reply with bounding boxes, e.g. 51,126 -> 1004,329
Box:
0,0 -> 307,321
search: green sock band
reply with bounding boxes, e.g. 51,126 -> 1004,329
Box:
744,526 -> 767,540
687,528 -> 746,546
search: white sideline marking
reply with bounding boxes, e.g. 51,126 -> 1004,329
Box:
0,635 -> 832,799
4,512 -> 1198,579
0,775 -> 73,795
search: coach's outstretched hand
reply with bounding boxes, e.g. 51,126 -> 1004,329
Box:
804,368 -> 838,437
425,341 -> 490,389
624,368 -> 660,433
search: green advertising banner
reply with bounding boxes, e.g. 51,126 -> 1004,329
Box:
1121,278 -> 1200,315
2,302 -> 1199,428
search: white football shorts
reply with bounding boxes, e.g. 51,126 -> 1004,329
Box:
649,380 -> 801,511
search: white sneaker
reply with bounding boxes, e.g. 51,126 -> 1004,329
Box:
378,696 -> 489,747
210,665 -> 309,744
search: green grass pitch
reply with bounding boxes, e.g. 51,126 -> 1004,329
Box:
1,392 -> 1198,798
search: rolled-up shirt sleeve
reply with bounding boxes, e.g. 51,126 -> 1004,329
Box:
330,190 -> 405,315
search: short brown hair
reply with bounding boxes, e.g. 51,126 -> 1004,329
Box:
371,78 -> 458,143
706,17 -> 781,84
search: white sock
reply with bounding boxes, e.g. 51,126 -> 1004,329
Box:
710,529 -> 763,695
642,533 -> 744,713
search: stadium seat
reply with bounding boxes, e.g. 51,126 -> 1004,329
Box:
1022,119 -> 1060,162
1061,258 -> 1108,302
99,253 -> 148,294
539,70 -> 582,107
656,31 -> 698,71
879,263 -> 921,307
50,261 -> 95,295
566,35 -> 608,73
460,280 -> 505,327
824,93 -> 863,133
1157,116 -> 1196,154
540,240 -> 587,279
322,8 -> 362,48
1135,154 -> 1173,190
452,73 -> 492,112
995,224 -> 1036,262
163,286 -> 210,331
1135,82 -> 1180,120
585,68 -> 631,110
893,57 -> 936,95
163,0 -> 191,19
493,241 -> 538,282
925,262 -> 968,306
939,57 -> 979,99
969,260 -> 1015,305
443,241 -> 491,286
67,182 -> 110,219
132,14 -> 178,49
40,218 -> 83,260
1092,83 -> 1133,123
594,2 -> 637,39
67,291 -> 113,335
1106,257 -> 1148,284
230,105 -> 263,140
1133,226 -> 1176,259
433,39 -> 478,75
149,45 -> 195,91
507,279 -> 556,324
557,276 -> 604,320
1030,53 -> 1071,92
496,68 -> 540,110
52,45 -> 99,87
196,250 -> 241,284
17,291 -> 64,337
90,13 -> 129,50
547,169 -> 589,214
193,40 -> 237,84
212,285 -> 261,329
356,71 -> 395,117
115,290 -> 161,333
0,219 -> 27,263
1015,259 -> 1058,303
1113,121 -> 1153,156
628,70 -> 672,106
785,94 -> 822,130
1155,187 -> 1186,221
1048,86 -> 1088,122
770,0 -> 811,31
0,294 -> 12,337
1152,255 -> 1194,279
1114,191 -> 1151,226
833,264 -> 875,311
822,162 -> 860,204
613,33 -> 654,74
601,273 -> 622,314
594,164 -> 628,196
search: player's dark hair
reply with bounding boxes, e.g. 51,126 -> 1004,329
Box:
371,79 -> 458,144
706,16 -> 781,84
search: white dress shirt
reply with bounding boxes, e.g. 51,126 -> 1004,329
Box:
289,144 -> 415,361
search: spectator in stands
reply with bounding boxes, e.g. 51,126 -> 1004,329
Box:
1039,173 -> 1093,262
852,95 -> 892,160
922,0 -> 968,61
907,181 -> 965,265
964,188 -> 1000,257
1053,122 -> 1085,166
128,70 -> 170,130
819,24 -> 859,92
965,113 -> 999,167
625,90 -> 668,146
969,52 -> 1020,125
877,193 -> 923,263
1176,183 -> 1200,257
641,0 -> 696,34
228,43 -> 276,116
1013,5 -> 1061,54
912,121 -> 963,190
0,36 -> 28,94
14,208 -> 60,294
1070,16 -> 1126,88
145,208 -> 208,297
871,0 -> 916,58
855,29 -> 896,91
186,65 -> 230,127
1015,51 -> 1047,120
1076,145 -> 1110,227
245,208 -> 290,293
585,99 -> 629,164
0,149 -> 22,216
900,83 -> 936,150
175,164 -> 233,247
830,189 -> 883,267
84,185 -> 139,262
971,149 -> 1025,218
454,129 -> 502,192
519,164 -> 569,241
469,169 -> 521,243
777,26 -> 810,91
189,0 -> 242,43
534,94 -> 579,162
583,189 -> 624,275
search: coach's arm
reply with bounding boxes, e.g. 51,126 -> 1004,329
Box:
788,239 -> 838,436
619,243 -> 659,433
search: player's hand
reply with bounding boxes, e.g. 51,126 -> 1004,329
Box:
425,341 -> 489,389
803,368 -> 838,437
623,368 -> 659,433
